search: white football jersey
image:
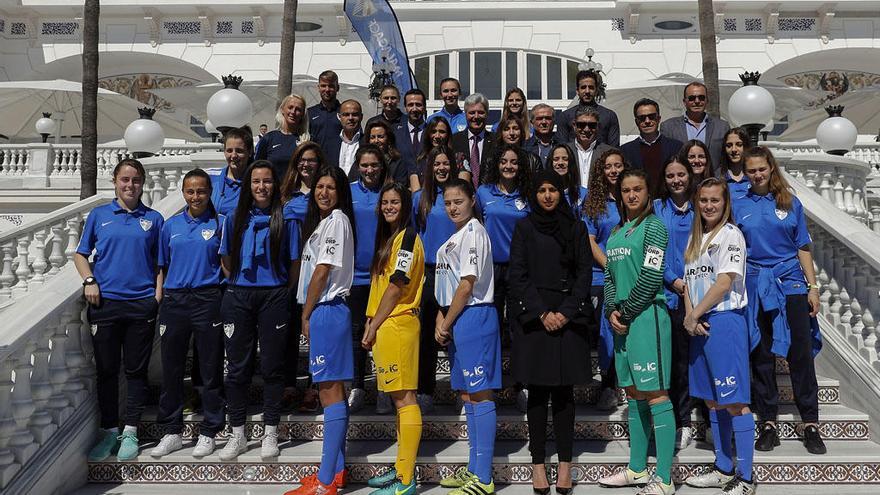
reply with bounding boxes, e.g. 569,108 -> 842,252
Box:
434,218 -> 494,307
297,209 -> 354,304
684,223 -> 748,313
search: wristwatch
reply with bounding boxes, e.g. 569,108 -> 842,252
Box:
83,276 -> 97,286
807,283 -> 820,290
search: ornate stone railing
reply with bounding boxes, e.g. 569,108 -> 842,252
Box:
779,152 -> 872,225
765,140 -> 880,168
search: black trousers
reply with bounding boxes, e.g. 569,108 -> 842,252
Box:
156,288 -> 225,437
751,294 -> 819,423
527,385 -> 575,464
88,297 -> 158,429
589,286 -> 617,389
668,305 -> 696,427
418,267 -> 440,395
493,263 -> 510,343
222,285 -> 291,427
349,284 -> 371,390
283,295 -> 303,388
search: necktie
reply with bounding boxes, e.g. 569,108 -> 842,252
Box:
411,127 -> 420,154
470,135 -> 481,187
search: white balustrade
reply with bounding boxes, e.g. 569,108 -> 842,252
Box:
780,152 -> 873,225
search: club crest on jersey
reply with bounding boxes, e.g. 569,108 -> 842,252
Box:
159,324 -> 166,337
90,324 -> 98,336
201,229 -> 215,240
775,208 -> 788,220
445,242 -> 457,254
139,218 -> 153,231
223,323 -> 235,338
514,198 -> 526,211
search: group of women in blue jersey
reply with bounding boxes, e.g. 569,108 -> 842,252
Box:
75,109 -> 824,495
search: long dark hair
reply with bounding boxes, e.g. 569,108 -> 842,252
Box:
499,87 -> 530,139
302,165 -> 357,245
417,117 -> 451,164
493,116 -> 526,147
584,148 -> 630,220
720,127 -> 752,177
484,143 -> 531,198
364,120 -> 401,162
614,168 -> 655,228
353,144 -> 389,187
443,177 -> 482,224
655,155 -> 695,201
418,145 -> 458,228
678,139 -> 714,183
371,182 -> 413,277
545,143 -> 580,209
281,141 -> 325,202
229,160 -> 286,276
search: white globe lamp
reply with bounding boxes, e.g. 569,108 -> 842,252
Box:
206,75 -> 253,132
124,107 -> 165,158
35,112 -> 56,143
816,105 -> 858,156
728,72 -> 776,147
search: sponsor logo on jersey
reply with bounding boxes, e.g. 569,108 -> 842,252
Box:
435,262 -> 452,271
395,250 -> 413,272
686,265 -> 715,277
378,364 -> 399,374
714,375 -> 737,387
606,247 -> 632,260
445,242 -> 457,254
643,246 -> 664,270
514,198 -> 526,210
311,355 -> 326,366
139,218 -> 153,231
632,361 -> 657,372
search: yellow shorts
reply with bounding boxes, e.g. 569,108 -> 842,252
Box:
373,313 -> 420,393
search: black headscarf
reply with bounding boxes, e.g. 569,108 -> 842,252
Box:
528,169 -> 576,269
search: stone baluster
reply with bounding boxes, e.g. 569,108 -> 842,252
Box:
832,174 -> 846,211
8,348 -> 38,464
871,206 -> 880,234
78,303 -> 97,393
818,173 -> 833,203
64,216 -> 82,263
803,170 -> 818,192
61,303 -> 88,407
30,229 -> 48,287
28,332 -> 58,443
842,175 -> 856,215
0,242 -> 14,300
46,320 -> 73,425
47,223 -> 65,276
166,168 -> 181,197
150,170 -> 164,205
11,235 -> 32,297
0,359 -> 22,487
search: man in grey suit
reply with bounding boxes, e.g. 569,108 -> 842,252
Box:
566,107 -> 612,188
658,81 -> 730,175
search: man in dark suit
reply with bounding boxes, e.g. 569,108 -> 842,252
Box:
451,93 -> 495,186
324,99 -> 363,178
523,103 -> 559,165
556,69 -> 620,147
307,70 -> 342,149
659,81 -> 730,175
365,84 -> 404,129
621,98 -> 684,194
394,88 -> 427,178
566,107 -> 612,188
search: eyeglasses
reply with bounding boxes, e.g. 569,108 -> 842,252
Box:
575,121 -> 598,130
687,94 -> 707,102
636,113 -> 659,123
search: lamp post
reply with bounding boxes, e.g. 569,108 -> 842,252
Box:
816,105 -> 858,156
205,119 -> 219,143
368,57 -> 396,109
728,72 -> 776,147
578,48 -> 603,72
206,75 -> 253,134
35,112 -> 56,143
123,107 -> 165,159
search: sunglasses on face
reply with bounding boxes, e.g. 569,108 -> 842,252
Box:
687,94 -> 707,102
575,121 -> 598,130
636,113 -> 659,123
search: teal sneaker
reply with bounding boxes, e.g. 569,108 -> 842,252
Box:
370,478 -> 416,495
87,429 -> 120,462
368,468 -> 399,488
116,430 -> 140,461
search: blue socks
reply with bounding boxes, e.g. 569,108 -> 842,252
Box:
318,401 -> 348,486
732,413 -> 756,482
334,401 -> 349,473
464,402 -> 476,474
710,409 -> 734,474
472,401 -> 497,484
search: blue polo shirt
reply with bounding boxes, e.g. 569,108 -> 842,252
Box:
476,184 -> 529,263
565,186 -> 588,220
653,197 -> 694,310
220,207 -> 301,287
283,192 -> 310,223
209,166 -> 242,216
584,198 -> 621,287
254,130 -> 300,180
308,100 -> 342,147
726,172 -> 751,199
733,191 -> 812,295
427,106 -> 467,134
76,199 -> 164,300
351,180 -> 381,286
413,187 -> 457,265
158,209 -> 224,289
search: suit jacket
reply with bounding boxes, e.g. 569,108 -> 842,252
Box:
451,129 -> 496,184
323,129 -> 363,179
567,141 -> 613,184
620,134 -> 684,191
523,133 -> 561,165
556,104 -> 621,148
394,120 -> 424,179
659,114 -> 730,175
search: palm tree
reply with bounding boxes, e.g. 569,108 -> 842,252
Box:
81,0 -> 99,199
277,0 -> 299,108
697,0 -> 721,116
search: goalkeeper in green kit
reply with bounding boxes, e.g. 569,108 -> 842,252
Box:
597,169 -> 676,495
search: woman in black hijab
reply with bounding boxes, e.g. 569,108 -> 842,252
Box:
508,169 -> 594,495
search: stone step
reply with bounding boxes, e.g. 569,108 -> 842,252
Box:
87,438 -> 880,485
136,403 -> 866,442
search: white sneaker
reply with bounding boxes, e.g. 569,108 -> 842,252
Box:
516,388 -> 529,413
717,475 -> 757,495
150,434 -> 183,458
677,425 -> 697,450
192,434 -> 215,458
417,393 -> 434,414
219,434 -> 248,461
637,477 -> 676,495
261,429 -> 280,459
598,468 -> 650,487
376,391 -> 394,414
685,468 -> 734,488
597,387 -> 619,411
348,387 -> 366,413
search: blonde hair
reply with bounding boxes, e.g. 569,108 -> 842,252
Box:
684,177 -> 734,264
275,94 -> 311,141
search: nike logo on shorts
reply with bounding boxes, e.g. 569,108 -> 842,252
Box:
212,322 -> 223,327
272,144 -> 282,149
101,221 -> 113,227
313,368 -> 326,375
469,378 -> 485,388
720,390 -> 735,398
385,378 -> 398,385
276,323 -> 287,329
640,377 -> 655,383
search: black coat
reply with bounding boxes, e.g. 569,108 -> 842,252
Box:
508,217 -> 593,386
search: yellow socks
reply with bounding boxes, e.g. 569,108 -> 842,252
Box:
395,404 -> 423,485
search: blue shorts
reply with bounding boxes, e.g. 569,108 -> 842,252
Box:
309,298 -> 353,382
689,309 -> 750,405
448,304 -> 502,393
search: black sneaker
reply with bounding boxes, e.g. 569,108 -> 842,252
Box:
754,422 -> 780,451
803,424 -> 827,454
